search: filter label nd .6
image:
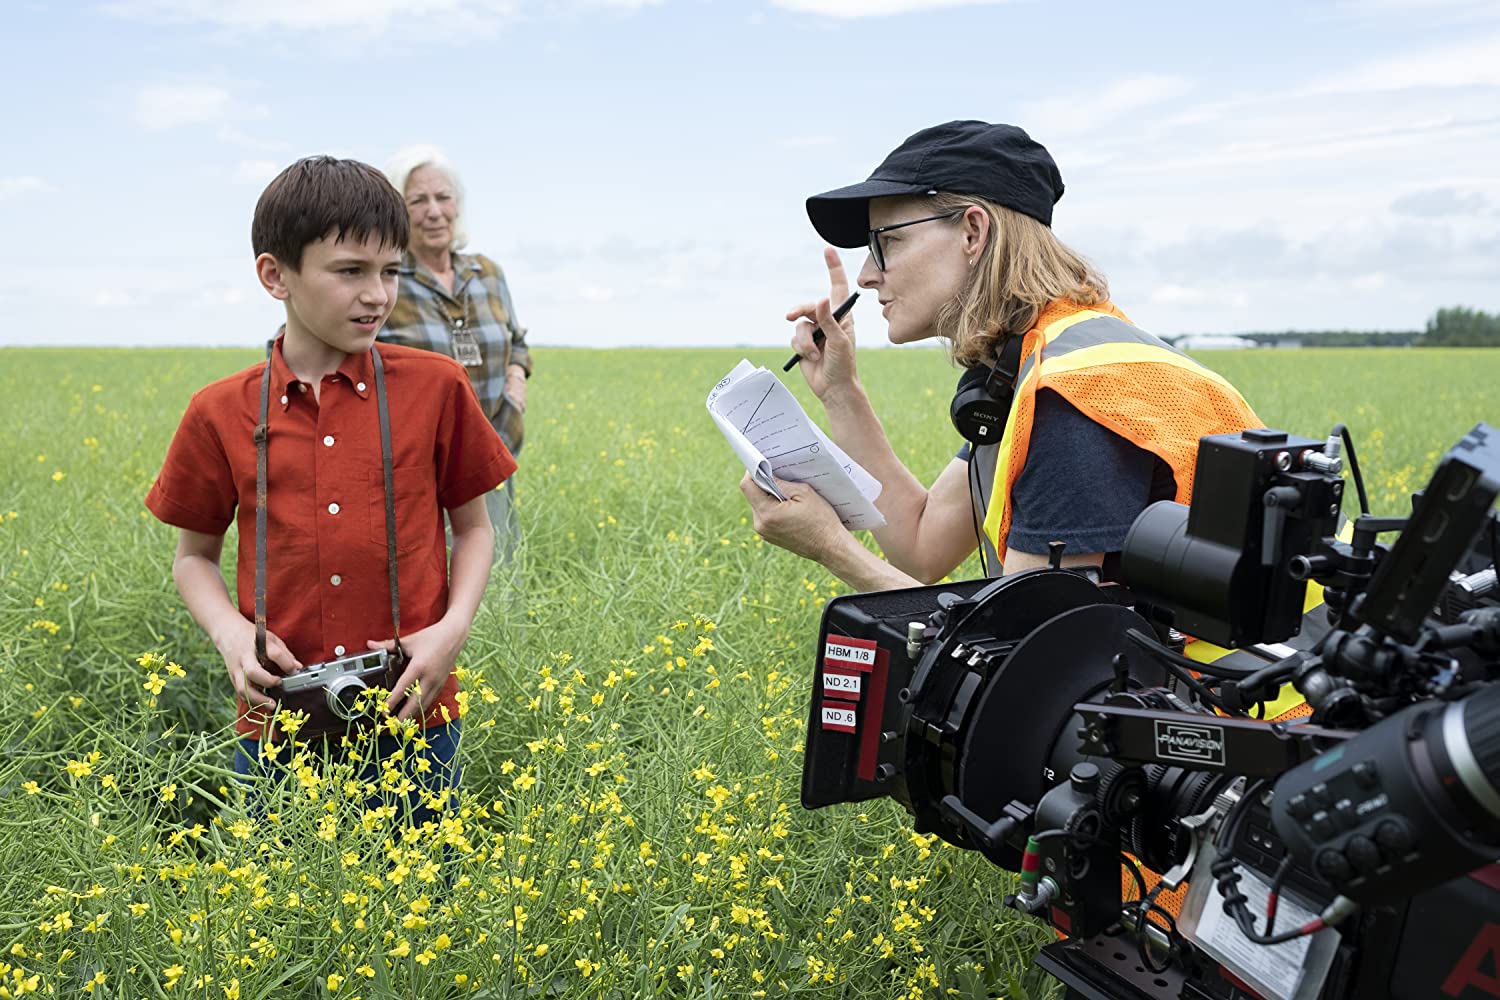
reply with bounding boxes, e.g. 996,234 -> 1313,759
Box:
821,704 -> 858,733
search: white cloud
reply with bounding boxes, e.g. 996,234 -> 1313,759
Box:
1309,33 -> 1500,93
1150,284 -> 1209,305
1023,74 -> 1193,136
105,0 -> 520,32
132,83 -> 233,129
233,159 -> 282,185
770,0 -> 1015,16
0,176 -> 52,200
91,289 -> 144,308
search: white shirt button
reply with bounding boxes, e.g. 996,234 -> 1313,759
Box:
356,382 -> 367,392
298,384 -> 308,393
279,394 -> 288,405
334,645 -> 346,656
330,574 -> 342,586
328,502 -> 340,515
323,435 -> 335,447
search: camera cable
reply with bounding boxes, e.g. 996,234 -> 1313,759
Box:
967,445 -> 991,578
1211,779 -> 1358,946
1332,423 -> 1371,516
1124,629 -> 1232,713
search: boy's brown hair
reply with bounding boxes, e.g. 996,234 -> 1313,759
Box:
251,156 -> 409,271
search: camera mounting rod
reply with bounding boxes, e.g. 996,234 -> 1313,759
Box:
1075,701 -> 1356,777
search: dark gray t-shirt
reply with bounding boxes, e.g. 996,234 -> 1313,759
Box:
963,388 -> 1176,559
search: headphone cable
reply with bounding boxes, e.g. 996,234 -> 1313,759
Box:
968,444 -> 992,578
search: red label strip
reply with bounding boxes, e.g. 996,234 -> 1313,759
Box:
824,635 -> 878,672
821,666 -> 863,702
855,646 -> 889,783
820,703 -> 858,733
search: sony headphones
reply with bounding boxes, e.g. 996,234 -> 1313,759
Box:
950,334 -> 1024,445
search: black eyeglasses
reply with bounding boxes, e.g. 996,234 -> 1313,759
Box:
867,209 -> 965,271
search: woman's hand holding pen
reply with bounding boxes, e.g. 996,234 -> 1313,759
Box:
786,248 -> 859,402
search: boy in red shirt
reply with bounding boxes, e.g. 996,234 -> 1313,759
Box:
145,156 -> 514,819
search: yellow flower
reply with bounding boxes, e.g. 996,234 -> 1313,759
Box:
159,783 -> 177,803
574,958 -> 597,978
388,939 -> 411,958
512,772 -> 537,792
83,971 -> 106,992
533,944 -> 549,957
326,973 -> 344,991
22,781 -> 40,795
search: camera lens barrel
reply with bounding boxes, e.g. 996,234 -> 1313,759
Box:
325,675 -> 370,721
1442,682 -> 1500,821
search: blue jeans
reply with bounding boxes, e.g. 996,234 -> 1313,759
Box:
234,720 -> 461,828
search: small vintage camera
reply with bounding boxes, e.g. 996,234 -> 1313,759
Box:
278,648 -> 402,728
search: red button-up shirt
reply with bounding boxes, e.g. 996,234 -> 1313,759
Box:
146,337 -> 515,736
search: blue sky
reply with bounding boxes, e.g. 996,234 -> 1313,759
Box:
3,0 -> 1499,348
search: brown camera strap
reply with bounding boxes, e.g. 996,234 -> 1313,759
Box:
255,344 -> 403,670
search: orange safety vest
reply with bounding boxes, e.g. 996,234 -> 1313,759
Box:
981,300 -> 1263,565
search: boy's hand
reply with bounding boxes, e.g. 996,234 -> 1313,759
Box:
369,617 -> 468,722
214,618 -> 301,710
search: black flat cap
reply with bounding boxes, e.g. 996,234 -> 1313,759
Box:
806,120 -> 1065,248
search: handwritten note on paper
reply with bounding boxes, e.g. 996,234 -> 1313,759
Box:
707,360 -> 885,530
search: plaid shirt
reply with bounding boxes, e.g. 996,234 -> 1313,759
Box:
380,251 -> 533,451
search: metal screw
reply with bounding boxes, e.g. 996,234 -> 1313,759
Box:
1275,451 -> 1292,471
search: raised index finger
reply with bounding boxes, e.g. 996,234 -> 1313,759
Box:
823,247 -> 849,303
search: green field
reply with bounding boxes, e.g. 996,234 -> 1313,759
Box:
0,346 -> 1495,999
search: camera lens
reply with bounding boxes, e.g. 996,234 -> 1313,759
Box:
326,675 -> 370,721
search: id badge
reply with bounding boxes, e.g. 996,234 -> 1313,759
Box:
450,327 -> 483,368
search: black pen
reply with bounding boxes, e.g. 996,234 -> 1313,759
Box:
783,292 -> 859,372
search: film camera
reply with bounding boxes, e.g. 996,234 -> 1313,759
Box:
277,648 -> 404,733
802,424 -> 1500,1000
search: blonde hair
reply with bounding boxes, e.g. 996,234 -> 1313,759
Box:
927,192 -> 1108,367
383,144 -> 470,251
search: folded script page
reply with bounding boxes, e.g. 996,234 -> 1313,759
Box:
707,360 -> 885,531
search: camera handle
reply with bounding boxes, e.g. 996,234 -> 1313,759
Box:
938,795 -> 1033,850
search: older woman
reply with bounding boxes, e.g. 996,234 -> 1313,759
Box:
381,146 -> 532,561
741,120 -> 1261,589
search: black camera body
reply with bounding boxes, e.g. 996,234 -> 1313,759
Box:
801,424 -> 1500,1000
276,648 -> 405,736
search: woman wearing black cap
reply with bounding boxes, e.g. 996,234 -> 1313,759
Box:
740,120 -> 1260,589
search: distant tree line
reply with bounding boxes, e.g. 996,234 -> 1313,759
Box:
1418,307 -> 1500,346
1165,306 -> 1500,347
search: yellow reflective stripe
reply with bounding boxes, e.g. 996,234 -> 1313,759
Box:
1183,640 -> 1306,717
981,352 -> 1038,549
1038,341 -> 1243,398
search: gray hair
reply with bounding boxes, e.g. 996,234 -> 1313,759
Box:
384,144 -> 469,251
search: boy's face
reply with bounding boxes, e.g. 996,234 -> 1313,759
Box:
258,232 -> 402,355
